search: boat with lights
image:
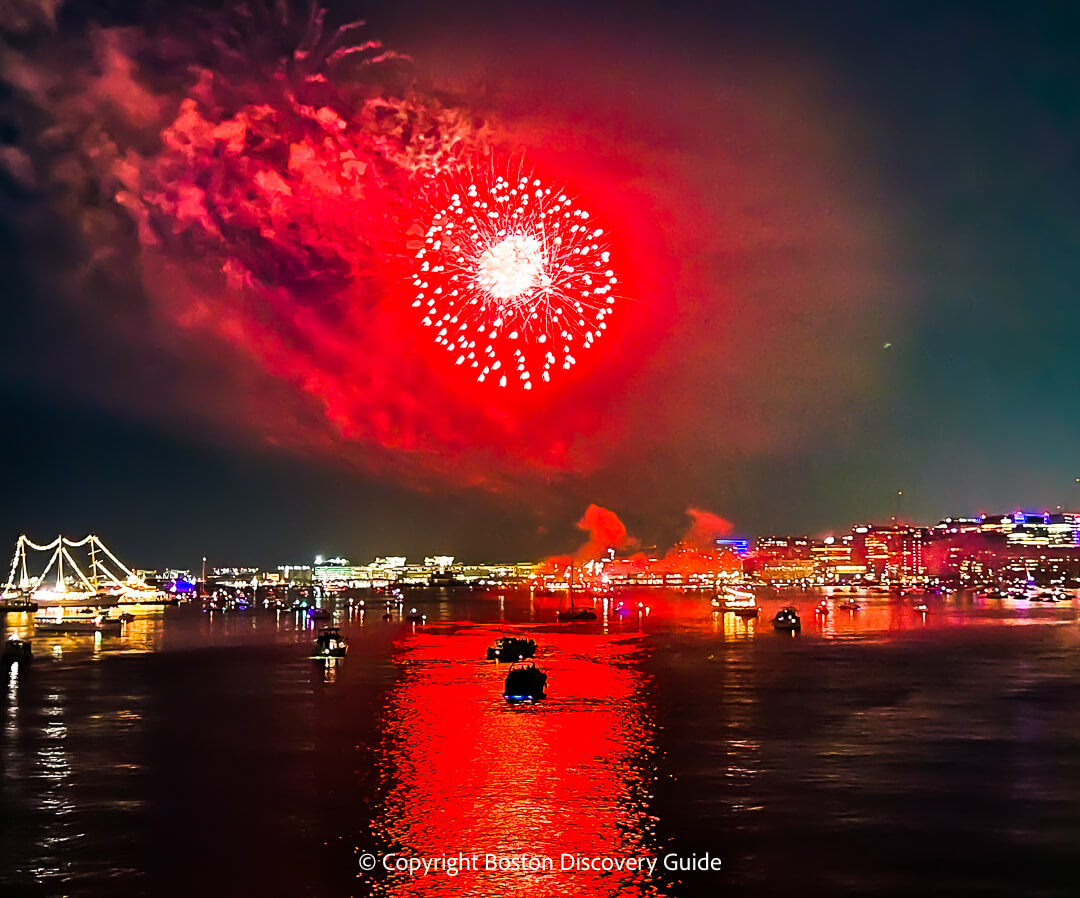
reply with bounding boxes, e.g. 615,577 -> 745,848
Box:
486,636 -> 537,662
311,626 -> 348,659
34,607 -> 122,634
771,606 -> 801,632
503,660 -> 547,703
0,593 -> 39,613
719,588 -> 759,617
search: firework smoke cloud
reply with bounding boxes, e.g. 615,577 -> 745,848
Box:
1,0 -> 892,512
0,0 -> 618,486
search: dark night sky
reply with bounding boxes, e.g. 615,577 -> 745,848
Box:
2,0 -> 1080,568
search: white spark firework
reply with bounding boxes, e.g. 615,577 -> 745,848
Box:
410,170 -> 618,389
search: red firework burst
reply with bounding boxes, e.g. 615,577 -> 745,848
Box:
409,168 -> 619,389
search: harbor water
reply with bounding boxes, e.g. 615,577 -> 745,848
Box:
2,590 -> 1080,897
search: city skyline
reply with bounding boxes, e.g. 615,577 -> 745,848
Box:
4,1 -> 1080,564
6,503 -> 1080,574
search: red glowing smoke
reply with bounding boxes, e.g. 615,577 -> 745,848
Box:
682,508 -> 735,548
547,505 -> 738,576
2,3 -> 896,510
573,503 -> 633,560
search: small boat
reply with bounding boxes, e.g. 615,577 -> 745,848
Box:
2,638 -> 32,663
557,562 -> 598,622
772,606 -> 801,632
311,626 -> 348,659
307,607 -> 332,620
838,598 -> 861,611
486,636 -> 537,662
118,612 -> 135,623
815,599 -> 830,615
557,606 -> 598,622
1029,591 -> 1064,603
503,660 -> 547,703
405,608 -> 426,623
914,603 -> 929,613
34,609 -> 122,634
0,595 -> 39,614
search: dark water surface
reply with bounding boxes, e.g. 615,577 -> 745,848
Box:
2,591 -> 1080,897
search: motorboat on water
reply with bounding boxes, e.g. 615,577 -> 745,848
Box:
772,606 -> 801,632
2,638 -> 32,663
34,608 -> 122,634
838,598 -> 861,611
405,608 -> 427,623
503,660 -> 547,703
311,626 -> 348,659
486,636 -> 537,662
815,599 -> 830,616
307,607 -> 332,620
914,603 -> 929,613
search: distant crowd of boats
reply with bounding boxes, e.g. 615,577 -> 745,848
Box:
7,578 -> 1078,675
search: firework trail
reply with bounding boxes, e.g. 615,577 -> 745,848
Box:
409,165 -> 618,389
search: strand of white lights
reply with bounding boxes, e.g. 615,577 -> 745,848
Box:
62,534 -> 95,548
23,535 -> 61,552
3,536 -> 22,591
61,545 -> 97,594
31,545 -> 61,592
93,536 -> 149,587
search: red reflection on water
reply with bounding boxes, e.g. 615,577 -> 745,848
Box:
372,628 -> 661,897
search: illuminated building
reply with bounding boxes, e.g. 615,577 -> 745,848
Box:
758,558 -> 816,581
811,535 -> 866,579
313,556 -> 374,586
1005,512 -> 1080,547
276,564 -> 312,583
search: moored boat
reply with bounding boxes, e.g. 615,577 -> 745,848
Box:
0,594 -> 40,614
34,609 -> 122,634
557,562 -> 598,622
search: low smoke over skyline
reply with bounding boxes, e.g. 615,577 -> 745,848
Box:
3,0 -> 1080,566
